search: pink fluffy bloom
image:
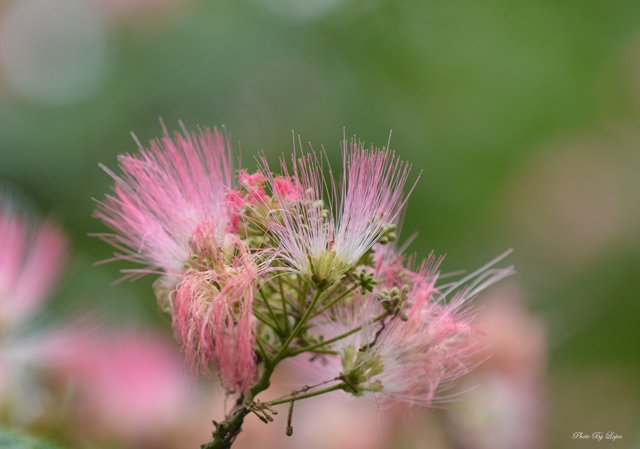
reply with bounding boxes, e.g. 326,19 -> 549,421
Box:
95,126 -> 261,393
237,169 -> 267,203
94,124 -> 235,278
257,134 -> 416,288
172,222 -> 258,393
361,289 -> 479,406
0,203 -> 67,328
299,252 -> 515,407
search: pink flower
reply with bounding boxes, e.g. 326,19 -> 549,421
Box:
173,223 -> 258,393
94,124 -> 235,278
361,289 -> 479,406
271,176 -> 296,199
343,272 -> 479,406
257,135 -> 417,289
0,202 -> 67,328
237,169 -> 267,203
95,125 -> 261,393
299,252 -> 514,407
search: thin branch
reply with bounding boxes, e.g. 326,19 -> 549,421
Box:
289,313 -> 387,357
272,288 -> 324,364
258,287 -> 284,334
312,284 -> 358,318
258,335 -> 278,352
268,384 -> 344,406
253,309 -> 278,329
289,325 -> 362,357
256,336 -> 271,364
278,274 -> 291,334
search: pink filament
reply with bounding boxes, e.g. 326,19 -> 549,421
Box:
172,234 -> 257,393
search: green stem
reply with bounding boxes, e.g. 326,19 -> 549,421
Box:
255,337 -> 270,364
278,275 -> 291,334
253,309 -> 278,330
251,363 -> 274,396
289,313 -> 387,357
290,325 -> 362,356
312,284 -> 357,318
297,276 -> 309,309
259,287 -> 284,334
268,384 -> 344,406
258,335 -> 277,352
201,363 -> 275,449
200,407 -> 250,449
272,288 -> 324,364
307,349 -> 338,355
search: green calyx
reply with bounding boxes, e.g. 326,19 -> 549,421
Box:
304,250 -> 352,290
340,345 -> 384,395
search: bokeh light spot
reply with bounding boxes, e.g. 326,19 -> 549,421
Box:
0,0 -> 108,106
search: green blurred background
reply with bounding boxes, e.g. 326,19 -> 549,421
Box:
0,0 -> 639,447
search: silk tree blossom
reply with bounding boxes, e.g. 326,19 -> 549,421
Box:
298,252 -> 515,407
352,289 -> 480,406
173,222 -> 258,393
361,252 -> 515,405
95,124 -> 263,393
94,123 -> 235,279
94,124 -> 515,449
0,196 -> 68,331
253,135 -> 416,290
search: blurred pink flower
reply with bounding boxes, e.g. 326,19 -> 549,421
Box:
64,331 -> 191,446
0,194 -> 76,424
474,284 -> 546,380
446,284 -> 547,449
0,209 -> 67,327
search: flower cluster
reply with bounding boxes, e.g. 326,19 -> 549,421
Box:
96,124 -> 513,448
